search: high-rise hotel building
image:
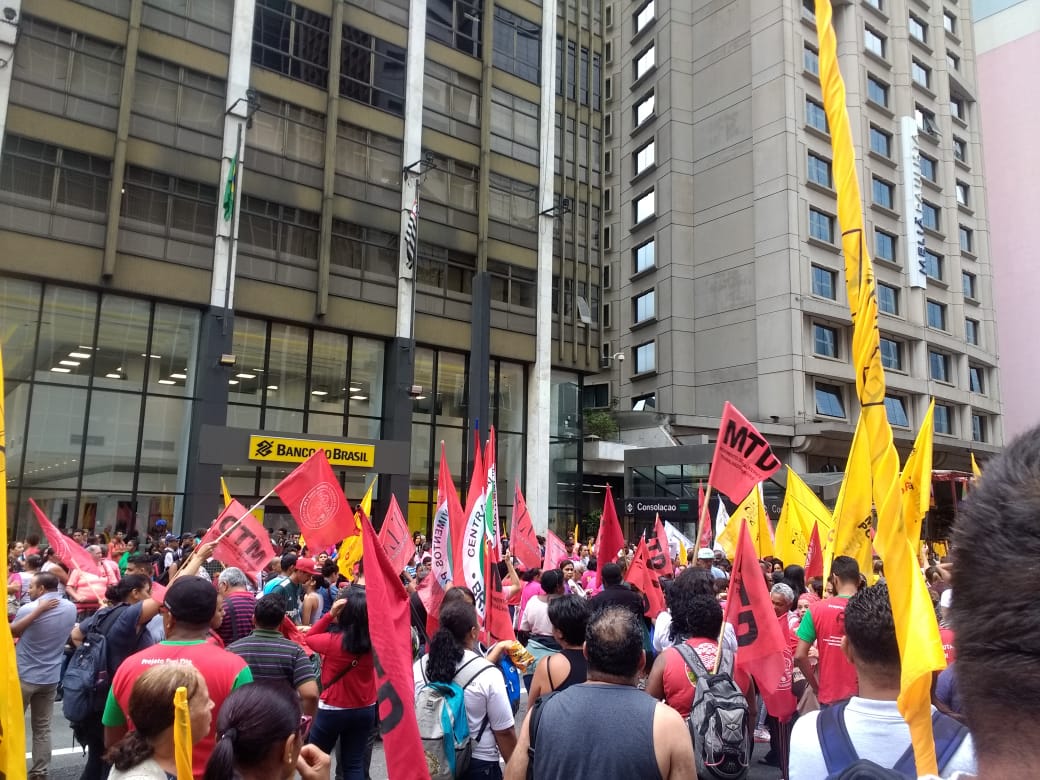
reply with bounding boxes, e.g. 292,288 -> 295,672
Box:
0,0 -> 606,536
596,0 -> 1002,475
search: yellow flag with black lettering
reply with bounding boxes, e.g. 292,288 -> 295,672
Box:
775,468 -> 813,570
338,479 -> 375,580
901,401 -> 935,552
827,417 -> 875,584
174,686 -> 193,779
720,486 -> 773,560
0,346 -> 27,780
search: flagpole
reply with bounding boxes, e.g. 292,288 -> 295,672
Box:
696,483 -> 714,554
213,485 -> 278,544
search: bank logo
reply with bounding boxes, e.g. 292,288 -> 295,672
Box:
254,439 -> 274,457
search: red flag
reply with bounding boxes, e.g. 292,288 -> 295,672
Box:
360,509 -> 431,780
724,519 -> 795,721
377,495 -> 412,575
29,499 -> 100,575
542,530 -> 568,571
484,427 -> 501,564
624,538 -> 665,618
458,433 -> 487,609
431,445 -> 460,589
595,485 -> 625,565
509,483 -> 541,571
416,569 -> 445,640
482,547 -> 516,645
804,521 -> 824,579
646,514 -> 673,576
697,484 -> 713,551
199,500 -> 278,583
274,450 -> 355,550
709,402 -> 782,503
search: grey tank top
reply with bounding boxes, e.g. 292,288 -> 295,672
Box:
532,683 -> 662,780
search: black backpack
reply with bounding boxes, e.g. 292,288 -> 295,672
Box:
817,700 -> 969,779
62,604 -> 128,724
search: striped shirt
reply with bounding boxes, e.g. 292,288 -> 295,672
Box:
227,629 -> 315,690
218,591 -> 257,646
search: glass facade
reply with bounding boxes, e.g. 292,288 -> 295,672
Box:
3,278 -> 199,536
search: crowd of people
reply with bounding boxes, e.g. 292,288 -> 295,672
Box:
9,424 -> 1040,779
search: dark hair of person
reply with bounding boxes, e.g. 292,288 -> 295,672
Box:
600,562 -> 623,586
667,573 -> 724,643
808,577 -> 824,597
548,594 -> 591,646
443,586 -> 476,607
203,684 -> 301,780
280,552 -> 298,572
23,554 -> 42,571
520,567 -> 541,583
830,555 -> 861,585
25,533 -> 40,547
126,552 -> 152,569
33,572 -> 60,591
843,584 -> 899,667
668,565 -> 715,599
426,601 -> 478,683
586,556 -> 598,572
336,586 -> 371,654
585,606 -> 644,679
105,574 -> 152,604
873,559 -> 885,576
539,569 -> 564,594
771,571 -> 784,585
104,664 -> 201,771
321,560 -> 339,579
782,565 -> 807,599
254,592 -> 288,630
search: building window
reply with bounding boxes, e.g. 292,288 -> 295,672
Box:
583,383 -> 610,409
802,0 -> 816,20
632,393 -> 656,411
880,337 -> 903,370
0,135 -> 111,215
812,265 -> 837,299
634,43 -> 656,80
956,181 -> 970,207
493,7 -> 540,83
804,43 -> 819,75
120,165 -> 217,244
947,51 -> 960,71
972,413 -> 986,442
934,403 -> 952,435
634,238 -> 655,273
917,105 -> 940,136
923,250 -> 943,280
869,126 -> 891,157
926,299 -> 947,330
867,75 -> 889,107
252,0 -> 331,88
633,289 -> 655,323
330,220 -> 399,284
864,27 -> 886,58
633,189 -> 655,224
634,91 -> 655,127
929,350 -> 951,382
953,137 -> 968,163
962,271 -> 977,299
872,177 -> 894,209
944,11 -> 957,34
875,229 -> 896,262
634,341 -> 655,373
635,0 -> 655,34
950,96 -> 966,121
488,173 -> 538,233
490,88 -> 538,165
634,139 -> 656,176
959,225 -> 974,252
806,97 -> 828,132
864,0 -> 883,10
921,201 -> 940,231
969,364 -> 984,393
965,318 -> 980,346
920,154 -> 937,183
813,324 -> 839,358
340,25 -> 406,117
427,0 -> 482,57
809,208 -> 834,243
912,59 -> 931,89
815,383 -> 846,418
884,395 -> 910,427
909,14 -> 927,42
808,152 -> 832,187
877,282 -> 898,314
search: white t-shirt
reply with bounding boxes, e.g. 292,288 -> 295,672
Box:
519,595 -> 554,636
654,610 -> 738,657
108,758 -> 169,780
789,697 -> 977,780
413,649 -> 514,762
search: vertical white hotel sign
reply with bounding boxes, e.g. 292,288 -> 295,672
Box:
900,116 -> 928,289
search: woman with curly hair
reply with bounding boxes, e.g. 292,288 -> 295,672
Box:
105,664 -> 213,779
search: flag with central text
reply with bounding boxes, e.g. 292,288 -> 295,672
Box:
484,427 -> 501,562
708,402 -> 782,503
276,449 -> 355,550
460,435 -> 488,620
647,514 -> 673,576
431,444 -> 458,589
199,500 -> 277,582
360,509 -> 431,780
826,418 -> 875,583
901,400 -> 934,552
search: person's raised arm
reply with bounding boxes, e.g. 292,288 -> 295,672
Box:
169,540 -> 218,582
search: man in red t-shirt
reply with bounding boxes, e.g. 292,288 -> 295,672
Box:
103,576 -> 253,777
794,555 -> 860,706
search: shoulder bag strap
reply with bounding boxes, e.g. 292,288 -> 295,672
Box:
674,641 -> 709,679
525,691 -> 557,780
816,701 -> 858,776
324,655 -> 360,691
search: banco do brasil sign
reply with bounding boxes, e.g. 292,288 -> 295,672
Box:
249,435 -> 375,468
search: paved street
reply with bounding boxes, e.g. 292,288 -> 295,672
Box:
28,694 -> 784,779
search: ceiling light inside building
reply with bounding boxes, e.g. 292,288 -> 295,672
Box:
105,373 -> 122,379
228,379 -> 239,385
158,379 -> 176,385
50,367 -> 71,373
236,373 -> 256,379
311,390 -> 328,396
69,352 -> 92,359
267,385 -> 278,391
351,394 -> 368,401
170,373 -> 187,380
59,360 -> 80,367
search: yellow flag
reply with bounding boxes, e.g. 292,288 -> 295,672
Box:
174,685 -> 193,779
0,346 -> 27,780
775,468 -> 812,569
678,539 -> 688,566
815,0 -> 946,771
970,452 -> 982,478
753,485 -> 774,559
721,487 -> 772,560
220,477 -> 232,508
827,418 -> 875,584
337,479 -> 375,580
901,401 -> 935,552
574,523 -> 580,548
